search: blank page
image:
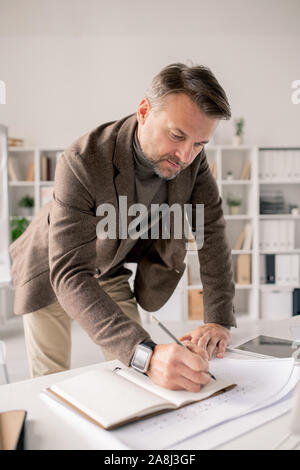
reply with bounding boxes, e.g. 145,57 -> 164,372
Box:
50,369 -> 170,429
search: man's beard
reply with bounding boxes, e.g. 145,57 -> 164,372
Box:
138,146 -> 186,181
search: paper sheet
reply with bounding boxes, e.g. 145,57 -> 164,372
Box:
171,364 -> 300,450
110,357 -> 296,449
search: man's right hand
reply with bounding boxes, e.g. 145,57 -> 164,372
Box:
146,341 -> 211,392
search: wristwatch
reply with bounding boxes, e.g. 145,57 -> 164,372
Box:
130,341 -> 157,374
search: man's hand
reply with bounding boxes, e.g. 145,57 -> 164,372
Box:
179,323 -> 232,360
146,341 -> 210,392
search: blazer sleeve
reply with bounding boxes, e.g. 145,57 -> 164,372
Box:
190,151 -> 237,328
48,152 -> 151,366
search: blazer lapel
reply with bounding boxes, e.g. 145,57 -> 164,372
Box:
113,113 -> 137,211
106,114 -> 138,267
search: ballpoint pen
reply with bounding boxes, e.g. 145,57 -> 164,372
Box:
151,314 -> 217,381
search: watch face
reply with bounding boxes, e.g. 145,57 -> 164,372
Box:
132,345 -> 152,372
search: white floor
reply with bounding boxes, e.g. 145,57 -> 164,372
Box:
0,316 -> 106,384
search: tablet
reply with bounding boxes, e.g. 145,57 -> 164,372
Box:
234,335 -> 296,358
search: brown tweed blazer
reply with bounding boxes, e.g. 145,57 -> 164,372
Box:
9,113 -> 236,365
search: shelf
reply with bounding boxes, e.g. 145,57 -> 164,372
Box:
39,181 -> 54,186
187,284 -> 203,290
187,249 -> 253,255
259,179 -> 300,184
259,214 -> 300,220
221,180 -> 252,185
8,147 -> 36,152
187,283 -> 253,290
10,215 -> 34,220
8,181 -> 35,186
259,249 -> 300,254
260,284 -> 300,290
224,215 -> 253,220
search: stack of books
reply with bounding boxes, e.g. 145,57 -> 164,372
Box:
234,223 -> 253,250
41,156 -> 52,180
260,191 -> 286,214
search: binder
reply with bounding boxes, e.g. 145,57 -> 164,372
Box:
236,254 -> 251,284
266,254 -> 275,284
293,289 -> 300,316
279,220 -> 288,250
291,255 -> 300,285
287,220 -> 295,250
260,255 -> 266,284
275,255 -> 284,285
259,221 -> 265,250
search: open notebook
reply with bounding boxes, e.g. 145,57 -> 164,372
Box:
45,366 -> 235,430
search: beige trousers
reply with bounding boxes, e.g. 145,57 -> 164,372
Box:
23,272 -> 141,377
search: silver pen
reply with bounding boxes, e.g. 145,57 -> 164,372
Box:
151,314 -> 216,381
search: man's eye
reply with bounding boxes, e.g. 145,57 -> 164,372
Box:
171,133 -> 182,140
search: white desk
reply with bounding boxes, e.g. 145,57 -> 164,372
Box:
0,317 -> 300,450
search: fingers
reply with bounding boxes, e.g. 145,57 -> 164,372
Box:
168,348 -> 210,392
182,340 -> 208,360
179,333 -> 192,342
197,333 -> 211,350
181,341 -> 209,366
193,325 -> 232,359
175,366 -> 211,392
216,339 -> 227,358
206,337 -> 220,360
198,336 -> 225,359
147,343 -> 211,393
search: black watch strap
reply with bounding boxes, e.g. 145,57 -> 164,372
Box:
141,340 -> 157,351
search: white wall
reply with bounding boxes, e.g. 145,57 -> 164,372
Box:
0,0 -> 299,148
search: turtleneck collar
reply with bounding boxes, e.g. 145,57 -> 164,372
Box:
132,125 -> 160,181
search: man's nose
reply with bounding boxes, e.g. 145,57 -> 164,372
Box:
174,142 -> 194,165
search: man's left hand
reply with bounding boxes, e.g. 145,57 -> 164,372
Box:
179,323 -> 231,360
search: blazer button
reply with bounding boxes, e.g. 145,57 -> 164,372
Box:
95,268 -> 100,275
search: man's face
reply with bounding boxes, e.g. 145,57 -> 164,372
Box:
137,93 -> 219,180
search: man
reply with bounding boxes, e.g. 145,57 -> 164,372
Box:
9,63 -> 236,392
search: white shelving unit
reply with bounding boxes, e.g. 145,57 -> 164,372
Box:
2,147 -> 64,321
8,147 -> 63,221
3,145 -> 300,324
181,146 -> 300,323
181,145 -> 259,322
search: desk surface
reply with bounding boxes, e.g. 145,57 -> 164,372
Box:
1,317 -> 300,450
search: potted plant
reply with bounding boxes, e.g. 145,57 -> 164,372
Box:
18,195 -> 34,216
10,217 -> 30,242
227,195 -> 242,215
226,171 -> 234,180
289,204 -> 299,216
232,118 -> 245,146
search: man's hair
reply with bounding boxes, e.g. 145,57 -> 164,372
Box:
146,62 -> 231,120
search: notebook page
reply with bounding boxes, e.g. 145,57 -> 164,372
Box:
50,369 -> 170,428
117,367 -> 235,407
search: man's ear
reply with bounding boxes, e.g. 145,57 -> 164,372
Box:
137,97 -> 151,124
